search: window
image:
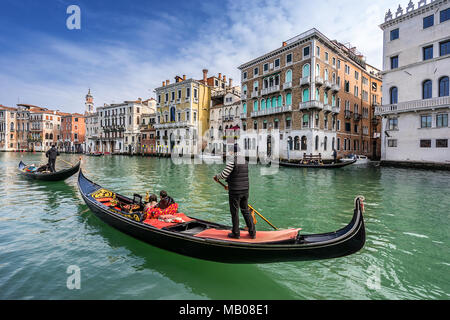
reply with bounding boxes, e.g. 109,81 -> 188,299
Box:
388,139 -> 397,147
345,122 -> 351,132
390,87 -> 398,104
439,76 -> 449,97
263,63 -> 269,72
388,118 -> 398,130
194,88 -> 198,98
316,46 -> 320,57
274,119 -> 279,129
286,117 -> 291,129
303,46 -> 310,57
186,88 -> 190,97
391,56 -> 399,69
423,45 -> 433,60
436,114 -> 448,127
178,90 -> 182,99
423,15 -> 434,29
440,40 -> 450,56
420,139 -> 431,148
285,70 -> 292,83
436,139 -> 448,148
302,114 -> 309,127
390,28 -> 399,41
332,57 -> 336,66
286,53 -> 292,64
440,8 -> 450,23
423,80 -> 432,99
337,59 -> 341,69
274,58 -> 280,68
354,71 -> 359,80
421,115 -> 432,128
315,135 -> 319,150
171,92 -> 175,101
344,80 -> 350,92
254,67 -> 259,76
253,100 -> 258,111
325,52 -> 329,61
243,72 -> 247,79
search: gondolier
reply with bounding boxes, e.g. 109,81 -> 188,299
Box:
214,144 -> 256,239
45,144 -> 60,173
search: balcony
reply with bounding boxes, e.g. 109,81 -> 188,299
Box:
332,106 -> 340,114
323,104 -> 332,112
176,98 -> 181,104
324,80 -> 332,90
331,83 -> 341,92
315,76 -> 323,86
222,115 -> 234,122
241,93 -> 247,100
299,100 -> 323,110
250,105 -> 292,118
154,121 -> 192,129
283,82 -> 292,90
261,85 -> 280,96
251,90 -> 259,98
300,76 -> 310,86
344,110 -> 353,119
185,97 -> 190,102
374,96 -> 450,116
371,117 -> 379,126
354,113 -> 362,121
240,113 -> 247,119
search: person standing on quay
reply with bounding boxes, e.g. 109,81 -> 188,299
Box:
214,144 -> 256,239
45,144 -> 60,173
333,148 -> 337,164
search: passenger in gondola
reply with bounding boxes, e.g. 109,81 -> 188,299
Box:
145,190 -> 178,219
45,144 -> 60,173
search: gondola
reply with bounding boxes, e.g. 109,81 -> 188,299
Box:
77,169 -> 366,263
279,159 -> 357,168
86,153 -> 103,157
18,160 -> 81,181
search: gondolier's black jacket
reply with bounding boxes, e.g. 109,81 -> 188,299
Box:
217,155 -> 249,194
46,147 -> 60,160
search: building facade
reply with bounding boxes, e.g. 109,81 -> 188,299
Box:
0,105 -> 18,151
238,28 -> 382,161
154,70 -> 231,155
139,112 -> 157,155
376,0 -> 450,164
60,113 -> 86,153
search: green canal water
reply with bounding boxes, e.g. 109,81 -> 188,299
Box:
0,152 -> 448,299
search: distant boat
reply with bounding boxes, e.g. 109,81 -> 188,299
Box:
18,160 -> 80,181
341,154 -> 370,165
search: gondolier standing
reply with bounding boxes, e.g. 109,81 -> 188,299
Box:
45,144 -> 60,173
332,148 -> 337,164
214,144 -> 256,239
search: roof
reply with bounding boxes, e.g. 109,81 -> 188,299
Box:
0,105 -> 18,111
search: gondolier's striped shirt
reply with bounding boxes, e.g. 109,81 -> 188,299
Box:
215,160 -> 234,180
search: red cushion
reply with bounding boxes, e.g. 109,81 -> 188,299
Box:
194,228 -> 301,243
143,213 -> 193,229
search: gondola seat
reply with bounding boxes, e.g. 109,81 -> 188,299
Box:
143,213 -> 194,229
194,228 -> 302,243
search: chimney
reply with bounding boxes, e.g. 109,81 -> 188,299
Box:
166,79 -> 170,85
162,81 -> 166,87
218,73 -> 222,80
202,69 -> 208,83
229,78 -> 233,87
223,75 -> 227,83
282,41 -> 287,47
183,75 -> 186,81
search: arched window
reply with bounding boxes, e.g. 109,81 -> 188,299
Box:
267,98 -> 272,109
253,100 -> 258,111
324,136 -> 328,151
243,84 -> 247,94
315,135 -> 319,151
254,81 -> 259,91
10,122 -> 14,131
286,70 -> 292,83
45,133 -> 48,139
423,80 -> 432,99
49,133 -> 53,140
332,137 -> 335,150
137,116 -> 140,125
390,87 -> 398,104
301,136 -> 307,150
316,88 -> 320,100
324,69 -> 328,81
261,99 -> 266,110
242,103 -> 246,114
294,136 -> 300,150
288,136 -> 293,151
129,116 -> 132,125
316,64 -> 320,77
278,95 -> 282,107
332,72 -> 336,84
324,91 -> 328,105
286,93 -> 292,106
303,88 -> 310,102
302,64 -> 310,78
170,107 -> 176,121
272,97 -> 277,108
439,76 -> 449,97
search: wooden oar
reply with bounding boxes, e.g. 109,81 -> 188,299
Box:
215,179 -> 278,230
60,159 -> 74,167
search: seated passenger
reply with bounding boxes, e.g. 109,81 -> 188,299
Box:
157,190 -> 175,209
145,191 -> 178,219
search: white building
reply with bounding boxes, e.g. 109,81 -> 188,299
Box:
97,98 -> 156,154
84,90 -> 101,153
376,0 -> 450,165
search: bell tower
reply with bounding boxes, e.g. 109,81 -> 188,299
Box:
85,88 -> 94,114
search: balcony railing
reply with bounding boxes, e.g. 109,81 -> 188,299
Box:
354,113 -> 362,121
331,83 -> 341,92
250,105 -> 292,118
374,96 -> 450,116
344,110 -> 353,119
300,76 -> 310,86
251,90 -> 259,98
240,113 -> 247,119
154,121 -> 192,129
332,106 -> 340,114
323,104 -> 332,112
324,80 -> 332,89
261,85 -> 280,96
241,93 -> 247,100
299,100 -> 323,110
315,76 -> 324,86
283,82 -> 292,90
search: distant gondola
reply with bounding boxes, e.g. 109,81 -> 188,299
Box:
279,159 -> 357,168
77,169 -> 366,263
18,160 -> 80,181
86,153 -> 103,157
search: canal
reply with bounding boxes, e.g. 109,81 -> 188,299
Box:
0,152 -> 448,299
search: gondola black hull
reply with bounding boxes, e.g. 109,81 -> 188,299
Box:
279,159 -> 357,168
18,161 -> 81,181
78,170 -> 366,264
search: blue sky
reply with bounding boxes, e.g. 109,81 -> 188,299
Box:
0,0 -> 401,113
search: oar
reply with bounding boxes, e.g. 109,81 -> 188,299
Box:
60,159 -> 74,167
215,179 -> 278,230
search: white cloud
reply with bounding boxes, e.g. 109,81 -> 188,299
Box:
0,0 -> 401,113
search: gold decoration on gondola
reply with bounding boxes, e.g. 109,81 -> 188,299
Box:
91,189 -> 114,199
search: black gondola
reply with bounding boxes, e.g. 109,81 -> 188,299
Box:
77,169 -> 366,263
279,159 -> 357,168
18,160 -> 81,181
